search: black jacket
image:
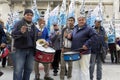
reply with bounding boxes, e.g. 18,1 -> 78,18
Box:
0,24 -> 6,44
12,18 -> 36,50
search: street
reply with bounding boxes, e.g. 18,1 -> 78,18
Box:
0,54 -> 120,80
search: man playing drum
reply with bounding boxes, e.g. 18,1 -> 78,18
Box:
34,18 -> 53,80
60,17 -> 75,80
67,15 -> 97,80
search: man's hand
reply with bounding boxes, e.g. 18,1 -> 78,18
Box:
82,45 -> 88,50
38,32 -> 42,36
61,48 -> 64,53
67,33 -> 71,39
21,26 -> 27,33
0,43 -> 6,48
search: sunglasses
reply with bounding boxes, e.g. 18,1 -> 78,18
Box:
53,25 -> 57,26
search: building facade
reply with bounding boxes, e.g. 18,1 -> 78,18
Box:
0,0 -> 120,24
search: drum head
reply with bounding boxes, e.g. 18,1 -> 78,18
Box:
36,45 -> 55,53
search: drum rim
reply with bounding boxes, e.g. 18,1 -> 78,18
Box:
64,58 -> 80,61
35,59 -> 53,63
36,50 -> 55,54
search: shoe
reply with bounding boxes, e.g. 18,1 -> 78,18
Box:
67,76 -> 72,79
0,71 -> 3,77
65,72 -> 67,76
2,65 -> 5,68
53,73 -> 57,76
44,77 -> 54,80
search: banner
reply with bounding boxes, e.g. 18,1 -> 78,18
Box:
59,0 -> 67,26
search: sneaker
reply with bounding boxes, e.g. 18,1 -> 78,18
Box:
65,72 -> 67,76
44,77 -> 54,80
0,71 -> 3,77
2,65 -> 5,68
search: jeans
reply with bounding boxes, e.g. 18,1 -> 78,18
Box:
89,54 -> 102,80
13,49 -> 34,80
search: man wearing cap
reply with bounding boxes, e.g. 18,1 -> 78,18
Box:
12,9 -> 36,80
67,15 -> 97,80
89,18 -> 107,80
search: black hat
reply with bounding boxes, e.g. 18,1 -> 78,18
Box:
24,9 -> 33,15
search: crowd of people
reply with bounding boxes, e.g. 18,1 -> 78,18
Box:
0,9 -> 120,80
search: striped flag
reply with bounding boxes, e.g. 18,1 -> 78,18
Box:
59,0 -> 67,26
87,3 -> 103,27
32,0 -> 40,23
68,0 -> 75,18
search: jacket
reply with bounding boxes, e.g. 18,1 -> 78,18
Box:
50,30 -> 61,50
91,26 -> 107,54
71,24 -> 97,54
11,18 -> 36,49
0,24 -> 6,44
36,26 -> 49,42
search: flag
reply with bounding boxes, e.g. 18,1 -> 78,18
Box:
80,0 -> 85,14
6,11 -> 20,33
87,3 -> 103,27
68,0 -> 75,18
49,5 -> 59,26
107,21 -> 115,43
32,0 -> 40,23
44,4 -> 50,25
44,4 -> 51,33
59,0 -> 67,26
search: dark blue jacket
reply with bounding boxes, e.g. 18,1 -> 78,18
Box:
0,24 -> 6,44
36,26 -> 49,42
91,26 -> 107,54
12,18 -> 36,49
71,24 -> 97,54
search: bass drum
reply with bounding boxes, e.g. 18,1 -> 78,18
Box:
35,45 -> 55,63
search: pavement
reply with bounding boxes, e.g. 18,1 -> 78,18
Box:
0,54 -> 120,80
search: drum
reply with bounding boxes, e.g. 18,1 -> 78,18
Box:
35,45 -> 55,63
63,51 -> 80,61
0,47 -> 9,58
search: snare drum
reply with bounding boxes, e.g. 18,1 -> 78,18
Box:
63,51 -> 80,61
35,46 -> 55,63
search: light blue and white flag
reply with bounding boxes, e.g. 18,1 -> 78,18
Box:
87,3 -> 103,27
6,11 -> 20,33
32,0 -> 40,23
44,3 -> 51,32
107,21 -> 115,43
59,0 -> 67,26
44,4 -> 50,25
49,5 -> 59,26
68,0 -> 75,18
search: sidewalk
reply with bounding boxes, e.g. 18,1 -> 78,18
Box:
0,54 -> 120,80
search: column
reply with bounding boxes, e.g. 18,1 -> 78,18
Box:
0,0 -> 10,24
